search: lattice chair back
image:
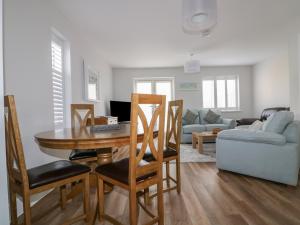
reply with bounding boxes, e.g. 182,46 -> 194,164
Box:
129,93 -> 166,186
165,100 -> 183,152
71,104 -> 95,129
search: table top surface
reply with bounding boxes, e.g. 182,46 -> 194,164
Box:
35,123 -> 143,141
192,131 -> 218,137
34,123 -> 158,150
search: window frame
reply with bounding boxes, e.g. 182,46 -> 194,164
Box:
202,75 -> 240,111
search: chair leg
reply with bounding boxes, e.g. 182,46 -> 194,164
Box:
176,159 -> 181,194
97,177 -> 104,221
157,181 -> 164,225
165,161 -> 171,188
83,176 -> 90,222
129,190 -> 138,225
60,185 -> 67,209
144,188 -> 150,205
9,189 -> 18,225
23,191 -> 31,225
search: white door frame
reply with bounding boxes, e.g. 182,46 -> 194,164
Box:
0,0 -> 10,223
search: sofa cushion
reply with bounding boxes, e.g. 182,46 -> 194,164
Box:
183,109 -> 198,125
183,124 -> 206,134
248,120 -> 263,131
182,109 -> 200,125
205,124 -> 229,131
262,111 -> 294,134
283,121 -> 300,143
204,109 -> 221,124
218,129 -> 286,145
199,109 -> 222,124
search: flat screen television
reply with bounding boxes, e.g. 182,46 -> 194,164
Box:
110,100 -> 131,122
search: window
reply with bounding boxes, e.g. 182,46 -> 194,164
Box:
202,76 -> 239,110
51,34 -> 66,129
133,78 -> 174,126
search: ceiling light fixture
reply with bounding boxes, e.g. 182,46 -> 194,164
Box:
184,54 -> 201,73
182,0 -> 218,36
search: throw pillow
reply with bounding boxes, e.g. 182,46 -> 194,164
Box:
183,109 -> 198,125
204,109 -> 221,124
262,111 -> 294,134
248,120 -> 263,131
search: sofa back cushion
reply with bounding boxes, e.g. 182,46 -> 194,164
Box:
262,111 -> 294,134
182,109 -> 199,125
204,109 -> 221,124
199,109 -> 222,124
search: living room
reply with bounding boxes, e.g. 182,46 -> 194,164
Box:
1,0 -> 300,225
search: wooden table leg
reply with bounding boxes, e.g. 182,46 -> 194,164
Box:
197,136 -> 204,153
192,134 -> 197,149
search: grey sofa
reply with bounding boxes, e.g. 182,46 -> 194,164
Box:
216,120 -> 300,186
181,109 -> 236,143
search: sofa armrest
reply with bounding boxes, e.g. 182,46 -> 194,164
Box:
222,118 -> 236,129
218,129 -> 286,145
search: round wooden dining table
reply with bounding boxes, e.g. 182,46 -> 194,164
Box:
34,123 -> 156,225
34,123 -> 151,150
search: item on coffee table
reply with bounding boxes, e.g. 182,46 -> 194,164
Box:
212,128 -> 221,134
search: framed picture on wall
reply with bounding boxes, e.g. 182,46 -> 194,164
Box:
178,82 -> 200,91
83,60 -> 100,102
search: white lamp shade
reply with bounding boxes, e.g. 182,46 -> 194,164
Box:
184,59 -> 201,73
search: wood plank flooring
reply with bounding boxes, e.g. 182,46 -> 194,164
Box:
27,163 -> 300,225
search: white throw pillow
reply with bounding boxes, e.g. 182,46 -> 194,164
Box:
262,111 -> 294,134
248,120 -> 263,131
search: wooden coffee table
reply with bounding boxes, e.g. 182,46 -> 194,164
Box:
192,131 -> 218,153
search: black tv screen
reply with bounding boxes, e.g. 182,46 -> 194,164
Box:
110,101 -> 131,122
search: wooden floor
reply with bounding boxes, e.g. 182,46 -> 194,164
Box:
27,163 -> 300,225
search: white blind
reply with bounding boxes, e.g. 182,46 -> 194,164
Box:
51,38 -> 65,129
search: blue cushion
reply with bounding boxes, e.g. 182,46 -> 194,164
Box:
262,111 -> 294,134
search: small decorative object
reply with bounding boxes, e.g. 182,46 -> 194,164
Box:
212,128 -> 221,134
179,82 -> 200,91
84,60 -> 100,102
103,116 -> 118,125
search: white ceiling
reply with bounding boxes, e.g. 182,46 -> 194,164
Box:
53,0 -> 300,68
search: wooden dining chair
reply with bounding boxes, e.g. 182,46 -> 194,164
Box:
69,104 -> 113,164
4,95 -> 90,225
95,93 -> 166,225
69,104 -> 98,162
142,100 -> 183,202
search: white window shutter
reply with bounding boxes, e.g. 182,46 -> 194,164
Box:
51,38 -> 65,129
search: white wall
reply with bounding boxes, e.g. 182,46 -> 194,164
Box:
112,66 -> 254,119
289,33 -> 300,119
3,0 -> 113,212
4,0 -> 113,167
0,0 -> 10,223
253,51 -> 290,117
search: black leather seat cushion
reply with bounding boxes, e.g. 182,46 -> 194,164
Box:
95,158 -> 156,185
69,148 -> 112,161
137,147 -> 178,162
27,160 -> 91,189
